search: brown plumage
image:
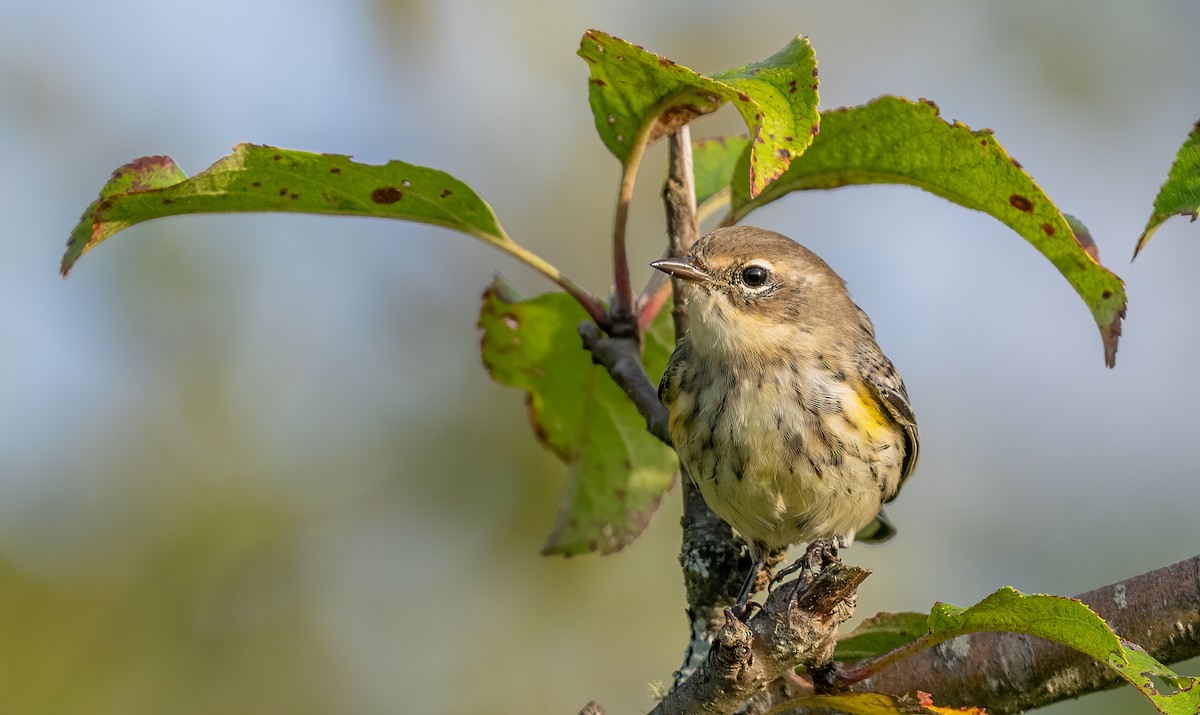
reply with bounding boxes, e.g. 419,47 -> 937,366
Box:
654,226 -> 918,608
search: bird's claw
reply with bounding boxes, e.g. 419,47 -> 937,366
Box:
765,539 -> 842,600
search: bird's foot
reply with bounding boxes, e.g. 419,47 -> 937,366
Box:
767,539 -> 842,599
728,600 -> 762,623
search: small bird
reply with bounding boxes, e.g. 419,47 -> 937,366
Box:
653,226 -> 918,610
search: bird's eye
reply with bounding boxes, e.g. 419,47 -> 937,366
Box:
741,265 -> 769,288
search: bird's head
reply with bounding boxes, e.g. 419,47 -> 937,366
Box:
651,226 -> 862,359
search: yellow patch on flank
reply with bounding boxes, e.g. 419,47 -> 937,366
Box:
848,381 -> 890,438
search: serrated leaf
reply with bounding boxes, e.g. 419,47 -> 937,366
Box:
927,588 -> 1123,662
1107,642 -> 1200,715
63,144 -> 507,276
478,279 -> 678,555
711,36 -> 820,194
835,611 -> 928,662
923,588 -> 1200,714
725,96 -> 1126,367
1134,119 -> 1200,258
578,30 -> 818,197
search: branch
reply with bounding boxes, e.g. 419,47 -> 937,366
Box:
662,126 -> 753,680
651,563 -> 870,715
661,125 -> 700,340
851,554 -> 1200,713
577,322 -> 671,445
660,127 -> 787,710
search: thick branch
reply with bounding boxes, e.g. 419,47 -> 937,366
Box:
661,127 -> 759,690
578,322 -> 671,445
652,564 -> 870,715
662,126 -> 699,340
856,554 -> 1200,713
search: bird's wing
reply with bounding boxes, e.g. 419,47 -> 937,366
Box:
861,354 -> 919,500
658,338 -> 691,408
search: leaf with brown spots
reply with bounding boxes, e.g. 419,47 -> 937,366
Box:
63,144 -> 507,276
711,36 -> 820,196
1133,119 -> 1200,258
723,96 -> 1126,367
578,30 -> 818,198
478,278 -> 678,556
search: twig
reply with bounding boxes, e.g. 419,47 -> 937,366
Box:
577,322 -> 671,445
662,125 -> 700,309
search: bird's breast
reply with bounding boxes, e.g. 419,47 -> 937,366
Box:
669,354 -> 905,550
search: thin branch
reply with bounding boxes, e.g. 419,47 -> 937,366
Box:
847,553 -> 1200,713
577,322 -> 670,445
663,126 -> 700,289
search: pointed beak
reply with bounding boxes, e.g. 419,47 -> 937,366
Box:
651,257 -> 709,283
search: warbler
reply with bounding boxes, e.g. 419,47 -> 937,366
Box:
653,226 -> 918,608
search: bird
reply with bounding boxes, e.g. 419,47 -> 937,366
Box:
652,225 -> 918,610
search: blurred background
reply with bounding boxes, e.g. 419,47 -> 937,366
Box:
3,1 -> 1198,712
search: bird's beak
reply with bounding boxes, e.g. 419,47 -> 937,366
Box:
651,257 -> 709,283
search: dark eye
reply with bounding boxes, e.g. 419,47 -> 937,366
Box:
741,265 -> 769,287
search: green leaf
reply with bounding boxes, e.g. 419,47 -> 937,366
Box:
63,144 -> 507,276
478,279 -> 678,555
692,135 -> 749,216
1109,642 -> 1200,715
927,588 -> 1123,662
725,95 -> 1126,367
711,36 -> 820,194
1134,119 -> 1200,258
834,611 -> 928,662
919,588 -> 1200,714
578,30 -> 819,197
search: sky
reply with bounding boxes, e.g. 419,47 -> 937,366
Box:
2,1 -> 1198,713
